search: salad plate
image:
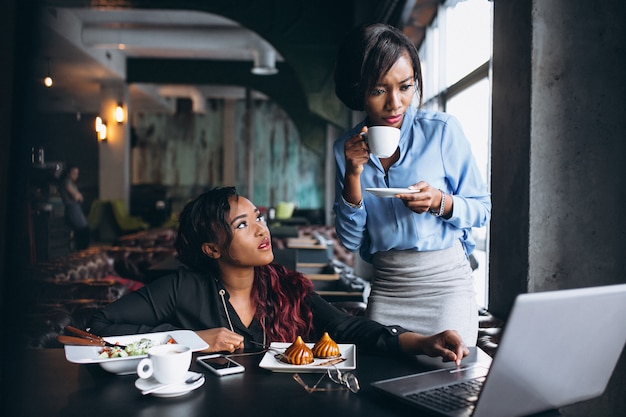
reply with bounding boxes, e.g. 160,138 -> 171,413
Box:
259,342 -> 356,373
63,330 -> 208,375
365,188 -> 421,198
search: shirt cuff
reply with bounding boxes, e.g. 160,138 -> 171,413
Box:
341,195 -> 363,209
381,325 -> 410,354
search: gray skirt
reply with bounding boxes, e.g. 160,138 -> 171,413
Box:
366,240 -> 478,346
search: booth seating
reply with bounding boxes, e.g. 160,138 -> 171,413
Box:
22,230 -> 177,348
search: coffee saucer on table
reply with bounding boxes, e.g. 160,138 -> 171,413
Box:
135,371 -> 205,398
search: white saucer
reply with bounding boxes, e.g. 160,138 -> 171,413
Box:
135,371 -> 205,398
366,188 -> 421,198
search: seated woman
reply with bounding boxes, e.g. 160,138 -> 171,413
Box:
89,187 -> 469,365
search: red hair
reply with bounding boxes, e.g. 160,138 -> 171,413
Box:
253,263 -> 314,342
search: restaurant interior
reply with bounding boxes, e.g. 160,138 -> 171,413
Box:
1,0 -> 625,416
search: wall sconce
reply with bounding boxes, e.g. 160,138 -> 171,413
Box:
115,102 -> 125,123
43,57 -> 53,87
99,123 -> 108,141
95,116 -> 107,141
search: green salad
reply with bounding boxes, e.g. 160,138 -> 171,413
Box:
97,338 -> 156,359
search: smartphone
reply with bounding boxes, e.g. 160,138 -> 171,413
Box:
196,354 -> 245,376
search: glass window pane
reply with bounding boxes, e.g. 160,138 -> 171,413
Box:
447,77 -> 491,308
419,22 -> 441,107
416,0 -> 494,308
446,78 -> 490,184
444,0 -> 492,86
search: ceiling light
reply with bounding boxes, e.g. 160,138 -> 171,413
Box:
251,66 -> 278,76
251,49 -> 278,76
43,57 -> 53,87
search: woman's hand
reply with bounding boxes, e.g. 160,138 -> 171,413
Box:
196,327 -> 244,353
342,126 -> 370,207
399,330 -> 469,366
344,126 -> 370,177
397,181 -> 443,215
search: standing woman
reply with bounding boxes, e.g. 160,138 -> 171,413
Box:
59,165 -> 90,250
332,23 -> 491,346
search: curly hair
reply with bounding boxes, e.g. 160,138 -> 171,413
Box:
254,263 -> 314,342
174,187 -> 315,342
174,186 -> 237,276
334,23 -> 423,111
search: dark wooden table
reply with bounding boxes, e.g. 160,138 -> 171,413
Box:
7,348 -> 560,417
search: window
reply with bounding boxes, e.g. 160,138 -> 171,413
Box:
419,0 -> 493,308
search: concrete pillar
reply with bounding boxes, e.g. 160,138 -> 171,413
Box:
98,83 -> 130,206
325,123 -> 342,226
490,1 -> 626,415
528,0 -> 626,292
489,0 -> 533,316
223,99 -> 236,186
490,0 -> 626,314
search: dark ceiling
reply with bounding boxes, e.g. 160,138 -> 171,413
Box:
33,0 -> 439,148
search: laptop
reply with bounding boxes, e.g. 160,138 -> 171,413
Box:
372,283 -> 626,417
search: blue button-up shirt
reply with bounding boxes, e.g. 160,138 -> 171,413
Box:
333,107 -> 491,262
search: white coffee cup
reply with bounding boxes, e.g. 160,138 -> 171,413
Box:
363,126 -> 400,158
136,344 -> 191,384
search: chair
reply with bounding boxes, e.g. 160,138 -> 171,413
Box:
109,199 -> 149,234
275,202 -> 295,220
86,199 -> 105,232
160,212 -> 179,229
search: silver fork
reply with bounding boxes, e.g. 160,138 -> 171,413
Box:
248,340 -> 286,360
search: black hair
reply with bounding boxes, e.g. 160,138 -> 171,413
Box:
174,186 -> 238,274
60,165 -> 79,180
174,186 -> 316,341
334,23 -> 423,111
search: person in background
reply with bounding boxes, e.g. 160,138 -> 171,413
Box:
89,187 -> 469,365
59,165 -> 90,250
332,23 -> 491,346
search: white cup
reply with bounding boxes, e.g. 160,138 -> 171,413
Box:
364,126 -> 400,158
136,344 -> 191,384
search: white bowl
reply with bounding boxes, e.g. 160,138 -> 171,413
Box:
63,330 -> 208,375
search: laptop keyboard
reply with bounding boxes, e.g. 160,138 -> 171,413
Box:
406,376 -> 486,412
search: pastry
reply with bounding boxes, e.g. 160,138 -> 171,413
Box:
282,335 -> 314,365
312,332 -> 341,358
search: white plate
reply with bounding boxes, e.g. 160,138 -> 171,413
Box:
258,342 -> 356,373
135,371 -> 205,398
365,188 -> 421,198
63,330 -> 209,375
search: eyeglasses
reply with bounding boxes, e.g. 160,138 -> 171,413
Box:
293,366 -> 360,394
